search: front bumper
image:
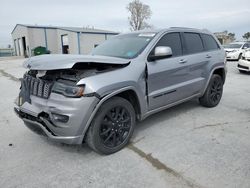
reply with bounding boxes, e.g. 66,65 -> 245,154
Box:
15,93 -> 99,144
14,107 -> 82,144
238,59 -> 250,72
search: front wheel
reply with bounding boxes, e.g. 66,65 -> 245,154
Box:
199,74 -> 223,108
86,97 -> 135,155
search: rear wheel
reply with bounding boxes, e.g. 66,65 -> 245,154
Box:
199,74 -> 223,107
86,97 -> 135,155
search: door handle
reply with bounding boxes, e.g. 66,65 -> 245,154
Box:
179,59 -> 187,64
206,54 -> 211,58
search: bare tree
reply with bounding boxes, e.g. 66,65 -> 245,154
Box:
243,32 -> 250,41
127,0 -> 152,31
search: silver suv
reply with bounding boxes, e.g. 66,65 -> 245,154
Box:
14,28 -> 226,154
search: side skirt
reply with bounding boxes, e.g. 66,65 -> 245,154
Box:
141,93 -> 201,121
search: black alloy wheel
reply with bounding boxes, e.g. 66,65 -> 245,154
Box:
208,76 -> 223,105
99,106 -> 131,148
86,97 -> 135,154
199,74 -> 223,107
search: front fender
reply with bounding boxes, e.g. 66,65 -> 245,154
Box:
79,86 -> 147,142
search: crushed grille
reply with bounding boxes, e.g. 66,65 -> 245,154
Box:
24,74 -> 53,99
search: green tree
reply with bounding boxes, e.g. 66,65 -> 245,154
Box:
243,32 -> 250,41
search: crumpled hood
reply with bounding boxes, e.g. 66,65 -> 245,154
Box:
23,54 -> 130,70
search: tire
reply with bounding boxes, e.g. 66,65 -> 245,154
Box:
86,97 -> 135,155
239,69 -> 246,74
199,74 -> 223,108
238,53 -> 242,61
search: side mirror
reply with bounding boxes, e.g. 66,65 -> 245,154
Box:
148,46 -> 172,61
243,46 -> 248,49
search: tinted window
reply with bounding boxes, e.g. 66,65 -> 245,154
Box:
224,43 -> 242,49
243,43 -> 250,49
201,34 -> 219,51
184,33 -> 204,54
154,32 -> 182,57
92,33 -> 155,59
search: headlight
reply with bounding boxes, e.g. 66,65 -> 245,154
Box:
52,82 -> 84,97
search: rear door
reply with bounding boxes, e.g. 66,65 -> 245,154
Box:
180,32 -> 210,95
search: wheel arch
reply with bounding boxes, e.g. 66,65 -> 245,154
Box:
212,67 -> 226,84
201,66 -> 226,96
80,86 -> 142,142
115,90 -> 141,119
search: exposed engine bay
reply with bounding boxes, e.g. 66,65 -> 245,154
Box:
28,62 -> 127,84
19,62 -> 128,105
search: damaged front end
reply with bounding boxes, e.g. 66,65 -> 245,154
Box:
14,55 -> 130,144
18,68 -> 95,105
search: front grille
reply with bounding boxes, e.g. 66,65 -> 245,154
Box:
238,64 -> 249,70
23,74 -> 53,99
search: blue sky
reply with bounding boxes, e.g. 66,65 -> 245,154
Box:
0,0 -> 250,47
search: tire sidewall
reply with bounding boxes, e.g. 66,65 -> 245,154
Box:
90,97 -> 135,154
207,75 -> 223,106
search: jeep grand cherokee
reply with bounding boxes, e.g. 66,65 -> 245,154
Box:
14,28 -> 227,154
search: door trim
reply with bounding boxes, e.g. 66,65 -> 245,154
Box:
142,93 -> 201,120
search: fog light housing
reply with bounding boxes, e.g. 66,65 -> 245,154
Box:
52,113 -> 69,123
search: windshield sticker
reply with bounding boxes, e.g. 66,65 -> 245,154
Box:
138,33 -> 156,37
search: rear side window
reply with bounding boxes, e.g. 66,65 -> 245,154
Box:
155,32 -> 182,57
201,34 -> 219,51
243,43 -> 250,49
183,33 -> 203,54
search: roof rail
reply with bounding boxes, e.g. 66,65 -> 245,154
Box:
169,27 -> 197,30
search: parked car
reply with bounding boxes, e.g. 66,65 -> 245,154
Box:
14,28 -> 227,154
238,48 -> 250,73
224,42 -> 250,60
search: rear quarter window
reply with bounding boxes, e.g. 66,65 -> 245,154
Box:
201,34 -> 220,51
243,43 -> 250,49
183,33 -> 204,54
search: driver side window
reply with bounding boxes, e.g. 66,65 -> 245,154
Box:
154,32 -> 183,57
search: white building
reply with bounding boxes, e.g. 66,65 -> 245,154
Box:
214,31 -> 234,45
11,24 -> 119,57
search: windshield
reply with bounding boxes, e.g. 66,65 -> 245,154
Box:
224,43 -> 242,49
91,33 -> 156,59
